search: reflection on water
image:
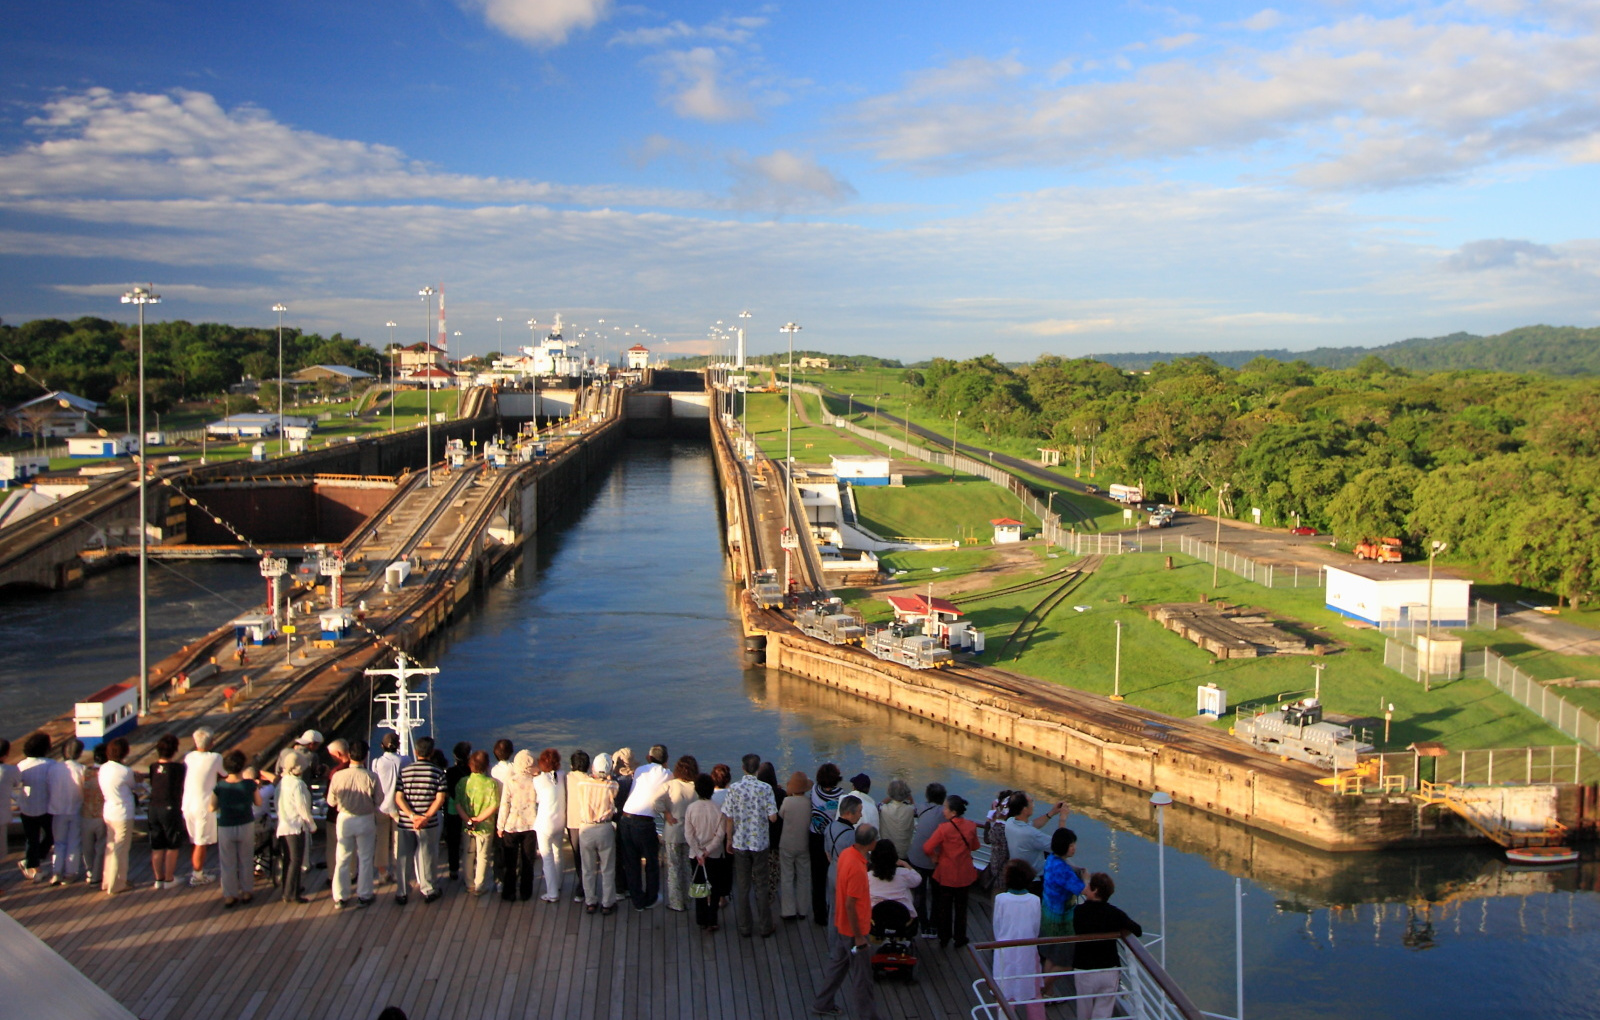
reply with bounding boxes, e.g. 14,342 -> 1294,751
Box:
410,439 -> 1600,1020
14,440 -> 1597,1019
0,557 -> 264,731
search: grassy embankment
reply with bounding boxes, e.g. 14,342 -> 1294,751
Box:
898,550 -> 1582,756
35,389 -> 460,470
801,372 -> 1128,533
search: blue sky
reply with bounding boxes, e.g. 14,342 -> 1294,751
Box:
2,1 -> 1598,362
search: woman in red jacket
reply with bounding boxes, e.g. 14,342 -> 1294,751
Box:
921,794 -> 980,948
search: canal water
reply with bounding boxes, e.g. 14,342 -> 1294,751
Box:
8,438 -> 1599,1018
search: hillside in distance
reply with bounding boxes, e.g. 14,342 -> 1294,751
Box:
1092,324 -> 1600,375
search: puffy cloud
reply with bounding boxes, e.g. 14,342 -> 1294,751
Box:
658,48 -> 755,122
2,88 -> 706,209
845,8 -> 1600,189
460,0 -> 610,47
1,90 -> 1595,357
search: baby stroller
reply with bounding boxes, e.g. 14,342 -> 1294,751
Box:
869,901 -> 919,981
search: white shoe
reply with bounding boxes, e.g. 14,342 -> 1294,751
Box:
153,880 -> 165,890
189,872 -> 217,886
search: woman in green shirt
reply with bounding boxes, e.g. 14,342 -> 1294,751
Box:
210,750 -> 261,907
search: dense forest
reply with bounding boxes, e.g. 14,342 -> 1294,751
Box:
1094,325 -> 1600,375
0,317 -> 384,411
910,353 -> 1600,604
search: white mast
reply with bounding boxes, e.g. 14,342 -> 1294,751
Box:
367,651 -> 439,759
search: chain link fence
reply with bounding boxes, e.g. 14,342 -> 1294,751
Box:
1177,534 -> 1326,588
1365,746 -> 1585,789
796,386 -> 1070,546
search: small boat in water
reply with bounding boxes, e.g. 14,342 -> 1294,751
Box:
1505,846 -> 1580,866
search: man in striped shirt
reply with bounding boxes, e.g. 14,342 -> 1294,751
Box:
394,736 -> 447,905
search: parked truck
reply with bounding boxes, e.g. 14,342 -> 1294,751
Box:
1354,537 -> 1404,563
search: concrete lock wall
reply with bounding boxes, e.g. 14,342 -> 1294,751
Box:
760,630 -> 1444,852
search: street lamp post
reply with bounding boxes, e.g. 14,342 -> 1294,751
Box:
780,322 -> 802,592
1425,540 -> 1448,692
386,320 -> 398,433
1111,619 -> 1125,701
121,284 -> 160,717
949,411 -> 961,482
418,286 -> 436,486
1212,482 -> 1231,589
272,302 -> 288,456
1149,790 -> 1172,966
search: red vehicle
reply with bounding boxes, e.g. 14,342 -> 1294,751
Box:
1290,526 -> 1318,536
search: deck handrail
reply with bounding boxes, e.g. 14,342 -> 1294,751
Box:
965,932 -> 1207,1020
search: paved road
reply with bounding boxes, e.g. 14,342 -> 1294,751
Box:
813,384 -> 1097,494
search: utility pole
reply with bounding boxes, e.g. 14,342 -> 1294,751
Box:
1211,482 -> 1230,589
1111,619 -> 1125,701
1425,540 -> 1447,693
419,286 -> 436,485
121,284 -> 159,717
949,411 -> 961,482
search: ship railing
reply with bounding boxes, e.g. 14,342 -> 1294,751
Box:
966,933 -> 1226,1020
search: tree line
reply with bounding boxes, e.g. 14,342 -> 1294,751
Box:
0,317 -> 385,412
908,353 -> 1600,605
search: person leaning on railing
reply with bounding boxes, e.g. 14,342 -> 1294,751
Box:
1072,872 -> 1143,1020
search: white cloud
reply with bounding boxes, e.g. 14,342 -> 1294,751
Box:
610,14 -> 766,48
2,91 -> 1596,358
845,8 -> 1600,189
2,88 -> 707,209
1443,238 -> 1559,272
460,0 -> 610,47
1015,317 -> 1124,336
1240,9 -> 1282,32
728,150 -> 856,210
1153,33 -> 1201,52
658,48 -> 755,122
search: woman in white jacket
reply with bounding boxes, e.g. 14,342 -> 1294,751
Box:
532,748 -> 567,903
275,751 -> 316,904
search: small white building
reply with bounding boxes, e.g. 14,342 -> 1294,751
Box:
5,391 -> 101,438
66,434 -> 137,458
0,453 -> 50,484
626,344 -> 650,370
207,414 -> 313,439
990,517 -> 1024,544
1324,562 -> 1472,628
830,454 -> 891,487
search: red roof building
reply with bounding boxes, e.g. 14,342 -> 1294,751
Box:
885,593 -> 964,622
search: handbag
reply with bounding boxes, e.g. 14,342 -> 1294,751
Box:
689,861 -> 711,900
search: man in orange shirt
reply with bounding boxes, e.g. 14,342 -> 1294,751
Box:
811,824 -> 887,1019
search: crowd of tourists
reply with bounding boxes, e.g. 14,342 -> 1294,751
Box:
3,729 -> 1143,1019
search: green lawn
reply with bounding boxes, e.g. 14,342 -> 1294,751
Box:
800,374 -> 1129,532
835,545 -> 1058,623
969,552 -> 1578,753
739,392 -> 904,465
42,389 -> 464,471
853,474 -> 1039,543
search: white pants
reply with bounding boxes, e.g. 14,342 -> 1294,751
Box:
1077,968 -> 1122,1019
103,819 -> 133,895
535,824 -> 563,900
334,812 -> 376,903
